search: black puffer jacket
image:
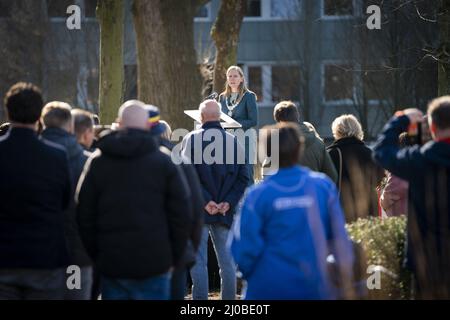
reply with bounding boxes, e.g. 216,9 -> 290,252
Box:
0,128 -> 71,269
76,129 -> 191,278
160,138 -> 204,269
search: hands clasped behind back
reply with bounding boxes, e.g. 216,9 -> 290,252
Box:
204,201 -> 230,216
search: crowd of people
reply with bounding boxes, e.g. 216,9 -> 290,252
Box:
1,64 -> 450,300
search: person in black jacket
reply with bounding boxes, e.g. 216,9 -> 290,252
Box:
0,82 -> 71,300
146,105 -> 204,300
373,100 -> 450,299
180,100 -> 249,300
327,114 -> 384,222
40,102 -> 93,300
76,100 -> 191,300
71,108 -> 96,152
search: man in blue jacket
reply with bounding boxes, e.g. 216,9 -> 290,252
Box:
181,100 -> 249,300
230,123 -> 354,299
373,98 -> 450,299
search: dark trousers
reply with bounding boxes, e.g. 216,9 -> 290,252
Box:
64,266 -> 93,300
90,267 -> 101,300
0,268 -> 66,300
171,268 -> 188,300
101,272 -> 171,300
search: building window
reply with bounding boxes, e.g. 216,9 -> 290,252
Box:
195,2 -> 211,21
84,0 -> 97,18
242,0 -> 301,20
271,0 -> 301,19
245,0 -> 261,17
245,64 -> 301,104
196,4 -> 209,18
272,66 -> 300,102
362,68 -> 391,101
0,0 -> 13,18
47,0 -> 75,18
248,66 -> 263,102
324,64 -> 353,102
323,0 -> 353,17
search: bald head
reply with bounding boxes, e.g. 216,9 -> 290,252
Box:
118,100 -> 148,130
199,99 -> 221,124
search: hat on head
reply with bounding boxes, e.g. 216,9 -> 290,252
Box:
145,105 -> 166,135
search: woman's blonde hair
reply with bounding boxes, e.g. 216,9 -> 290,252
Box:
331,114 -> 364,141
219,66 -> 250,103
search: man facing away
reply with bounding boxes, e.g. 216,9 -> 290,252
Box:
181,99 -> 249,300
0,83 -> 71,300
267,100 -> 338,183
76,100 -> 191,300
71,108 -> 96,152
373,97 -> 450,299
146,105 -> 205,300
40,102 -> 93,300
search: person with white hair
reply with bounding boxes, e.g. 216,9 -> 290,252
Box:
326,114 -> 384,222
181,99 -> 249,300
76,100 -> 191,300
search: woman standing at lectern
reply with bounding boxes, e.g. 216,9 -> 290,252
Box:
219,66 -> 258,184
219,66 -> 258,130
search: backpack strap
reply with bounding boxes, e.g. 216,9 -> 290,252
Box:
336,147 -> 343,194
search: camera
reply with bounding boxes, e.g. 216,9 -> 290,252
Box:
408,116 -> 431,145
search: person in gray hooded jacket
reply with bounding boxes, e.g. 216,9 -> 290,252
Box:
264,100 -> 338,183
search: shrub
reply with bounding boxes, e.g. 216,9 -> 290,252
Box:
346,216 -> 411,299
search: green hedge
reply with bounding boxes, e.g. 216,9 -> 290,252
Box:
346,216 -> 412,299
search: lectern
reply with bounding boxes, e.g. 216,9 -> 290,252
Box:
184,110 -> 242,130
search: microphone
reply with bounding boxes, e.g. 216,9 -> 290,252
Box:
206,92 -> 218,100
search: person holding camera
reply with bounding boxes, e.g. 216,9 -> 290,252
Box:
373,97 -> 450,299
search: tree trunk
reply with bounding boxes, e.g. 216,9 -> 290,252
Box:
211,0 -> 245,94
301,0 -> 313,122
438,0 -> 450,96
132,0 -> 207,131
97,0 -> 124,125
0,0 -> 45,122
